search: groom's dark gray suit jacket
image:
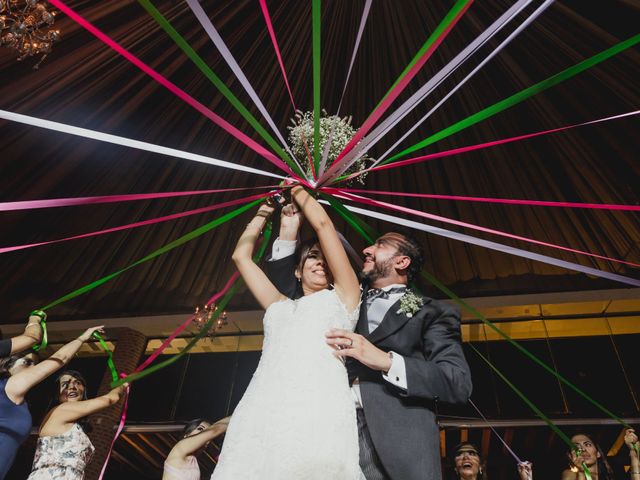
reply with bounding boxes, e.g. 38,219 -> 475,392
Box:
265,255 -> 472,480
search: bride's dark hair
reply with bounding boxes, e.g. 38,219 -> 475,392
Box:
295,237 -> 322,275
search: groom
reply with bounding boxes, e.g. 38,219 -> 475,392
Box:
266,205 -> 472,480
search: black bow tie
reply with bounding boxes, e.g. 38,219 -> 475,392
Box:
365,287 -> 406,302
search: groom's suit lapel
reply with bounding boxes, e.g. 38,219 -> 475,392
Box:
366,296 -> 433,345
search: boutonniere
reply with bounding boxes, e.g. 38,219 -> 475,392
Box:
396,290 -> 424,317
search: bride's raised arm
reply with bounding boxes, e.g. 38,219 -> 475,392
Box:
290,186 -> 360,310
232,203 -> 284,309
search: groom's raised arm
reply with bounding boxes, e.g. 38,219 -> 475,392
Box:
264,204 -> 302,299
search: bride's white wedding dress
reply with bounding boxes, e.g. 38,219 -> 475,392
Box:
212,288 -> 360,479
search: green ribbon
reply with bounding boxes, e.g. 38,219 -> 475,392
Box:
137,0 -> 304,179
92,331 -> 119,383
40,197 -> 264,311
312,0 -> 321,174
111,222 -> 272,387
374,0 -> 471,110
326,194 -> 631,434
385,33 -> 640,163
29,310 -> 48,352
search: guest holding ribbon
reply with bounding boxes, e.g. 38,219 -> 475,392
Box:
163,417 -> 230,480
451,442 -> 533,480
625,428 -> 640,478
0,324 -> 103,480
27,368 -> 127,479
0,311 -> 44,358
561,433 -> 614,480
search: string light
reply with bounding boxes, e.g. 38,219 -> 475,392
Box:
194,304 -> 229,339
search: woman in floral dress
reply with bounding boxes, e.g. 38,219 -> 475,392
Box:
28,370 -> 127,479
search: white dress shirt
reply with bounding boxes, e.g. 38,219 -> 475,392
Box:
270,238 -> 408,408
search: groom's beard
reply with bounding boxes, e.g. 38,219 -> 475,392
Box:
360,257 -> 394,285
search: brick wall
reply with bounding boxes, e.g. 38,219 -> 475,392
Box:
85,327 -> 146,480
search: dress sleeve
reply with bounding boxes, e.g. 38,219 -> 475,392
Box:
0,338 -> 12,357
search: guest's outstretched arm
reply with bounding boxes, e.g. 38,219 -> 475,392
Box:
290,186 -> 359,310
0,313 -> 44,357
6,326 -> 105,404
232,204 -> 283,309
45,384 -> 128,429
169,417 -> 230,461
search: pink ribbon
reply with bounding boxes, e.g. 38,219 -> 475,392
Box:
327,188 -> 640,268
259,0 -> 296,112
48,0 -> 297,178
353,110 -> 640,177
98,375 -> 130,480
134,271 -> 240,373
325,0 -> 473,174
335,188 -> 640,212
0,186 -> 276,212
0,192 -> 272,254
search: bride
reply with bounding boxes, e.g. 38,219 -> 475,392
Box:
212,185 -> 361,479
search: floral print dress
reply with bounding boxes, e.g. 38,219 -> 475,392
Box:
28,423 -> 95,480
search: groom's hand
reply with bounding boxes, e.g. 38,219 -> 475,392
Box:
326,329 -> 392,373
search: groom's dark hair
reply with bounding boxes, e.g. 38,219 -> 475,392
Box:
391,231 -> 424,283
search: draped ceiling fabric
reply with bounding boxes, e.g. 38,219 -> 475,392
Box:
0,0 -> 638,324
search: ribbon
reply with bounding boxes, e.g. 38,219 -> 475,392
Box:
388,33 -> 640,162
259,0 -> 296,112
322,0 -> 534,183
312,0 -> 321,173
98,373 -> 130,480
327,189 -> 640,269
0,186 -> 276,212
1,192 -> 273,254
373,0 -> 554,167
341,110 -> 640,177
47,0 -> 295,177
182,0 -> 305,179
468,399 -> 524,464
39,196 -> 268,311
112,222 -> 273,387
323,0 -> 473,179
134,271 -> 239,373
327,195 -> 634,466
29,310 -> 48,352
92,332 -> 119,383
140,0 -> 305,179
319,198 -> 640,287
335,186 -> 640,212
0,110 -> 285,180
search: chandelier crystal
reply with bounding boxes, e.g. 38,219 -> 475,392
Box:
0,0 -> 60,68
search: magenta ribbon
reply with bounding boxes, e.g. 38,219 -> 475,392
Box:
47,0 -> 296,178
356,110 -> 640,176
0,186 -> 276,212
98,374 -> 130,480
325,0 -> 473,173
336,188 -> 640,212
134,271 -> 240,373
0,192 -> 273,254
326,188 -> 640,269
260,0 -> 296,112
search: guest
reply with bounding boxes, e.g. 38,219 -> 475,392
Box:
451,442 -> 533,480
0,325 -> 104,480
163,417 -> 230,480
0,312 -> 44,358
625,428 -> 640,477
561,433 -> 614,480
27,369 -> 127,479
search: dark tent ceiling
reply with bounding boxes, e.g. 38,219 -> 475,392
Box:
0,0 -> 638,323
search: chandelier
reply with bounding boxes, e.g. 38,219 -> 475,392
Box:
0,0 -> 60,68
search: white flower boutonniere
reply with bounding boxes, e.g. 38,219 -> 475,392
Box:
396,290 -> 424,318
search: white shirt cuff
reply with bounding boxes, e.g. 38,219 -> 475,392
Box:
382,351 -> 407,390
270,238 -> 297,261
